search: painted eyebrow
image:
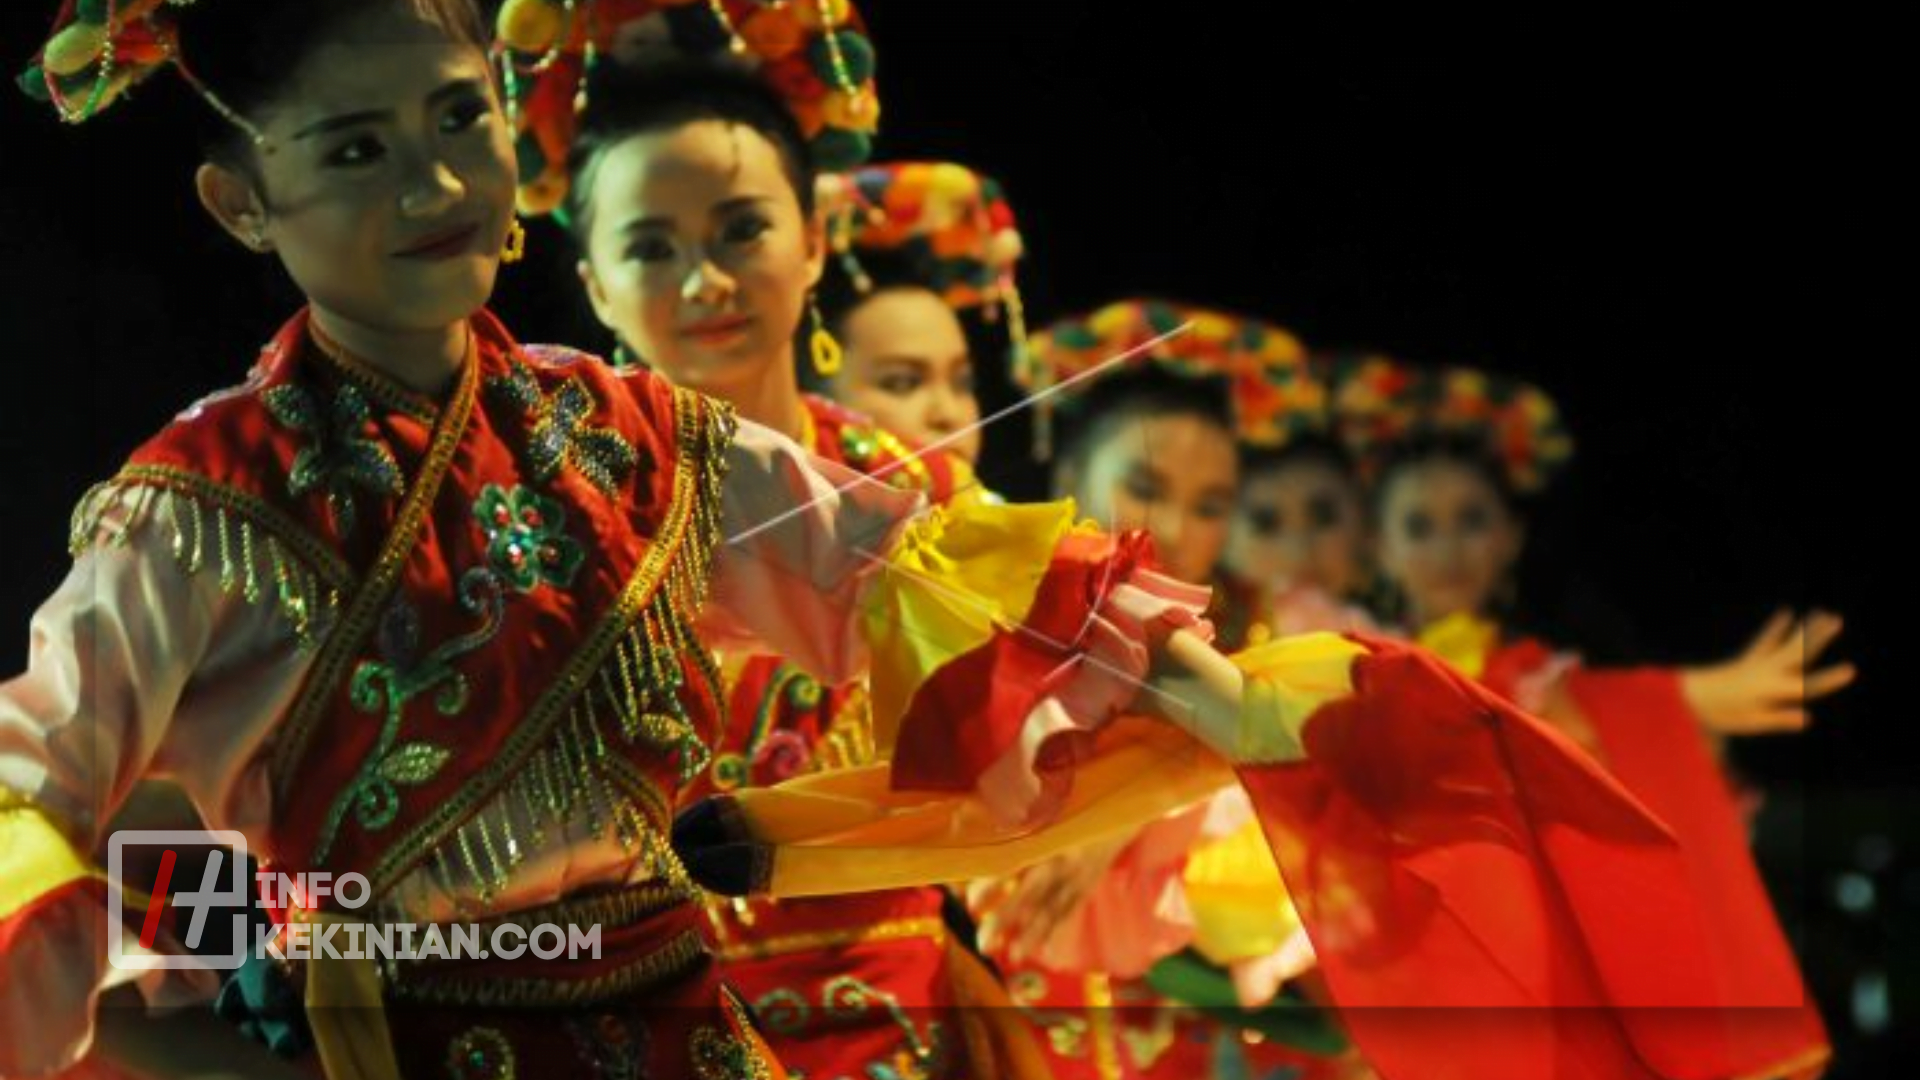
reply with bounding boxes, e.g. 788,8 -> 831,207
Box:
292,78 -> 487,141
618,197 -> 778,236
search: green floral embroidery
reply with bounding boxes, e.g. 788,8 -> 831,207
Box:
824,977 -> 945,1079
786,674 -> 822,710
262,382 -> 403,538
1120,1012 -> 1178,1072
314,568 -> 507,863
1040,1016 -> 1091,1060
689,1024 -> 770,1080
486,362 -> 639,496
446,1026 -> 516,1080
838,423 -> 924,492
752,988 -> 811,1036
472,484 -> 583,593
564,1014 -> 649,1080
485,360 -> 543,412
710,753 -> 750,792
749,980 -> 942,1078
840,423 -> 879,467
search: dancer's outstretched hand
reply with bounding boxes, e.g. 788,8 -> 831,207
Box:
1682,609 -> 1856,734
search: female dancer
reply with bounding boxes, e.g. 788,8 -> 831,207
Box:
1367,359 -> 1850,1079
556,50 -> 1020,1080
5,3 -> 1212,1076
814,159 -> 1028,467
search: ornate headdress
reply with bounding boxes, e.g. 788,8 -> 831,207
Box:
497,0 -> 881,217
1019,298 -> 1311,458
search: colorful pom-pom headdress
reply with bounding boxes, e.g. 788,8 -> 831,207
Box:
1322,352 -> 1419,479
1018,298 -> 1312,460
1327,354 -> 1573,495
817,159 -> 1030,374
497,0 -> 881,218
19,0 -> 266,144
818,160 -> 1026,310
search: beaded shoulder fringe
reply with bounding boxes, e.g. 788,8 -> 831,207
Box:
68,475 -> 346,649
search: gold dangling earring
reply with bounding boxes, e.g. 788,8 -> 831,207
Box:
808,293 -> 843,377
501,217 -> 527,264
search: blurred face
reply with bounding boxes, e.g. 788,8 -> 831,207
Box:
1376,458 -> 1523,627
833,288 -> 981,460
577,120 -> 824,399
1059,412 -> 1239,584
202,8 -> 514,335
1229,457 -> 1369,596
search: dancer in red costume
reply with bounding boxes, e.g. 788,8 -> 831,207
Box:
549,32 -> 1031,1080
970,300 -> 1314,1080
1354,358 -> 1851,1080
677,302 -> 1795,1080
4,4 -> 1219,1077
812,160 -> 1028,470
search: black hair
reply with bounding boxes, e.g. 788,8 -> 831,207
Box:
565,59 -> 815,243
174,0 -> 491,175
1373,430 -> 1522,514
1055,365 -> 1235,481
817,244 -> 935,340
1242,434 -> 1358,487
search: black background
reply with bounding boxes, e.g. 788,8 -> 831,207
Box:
1,3 -> 1902,1072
